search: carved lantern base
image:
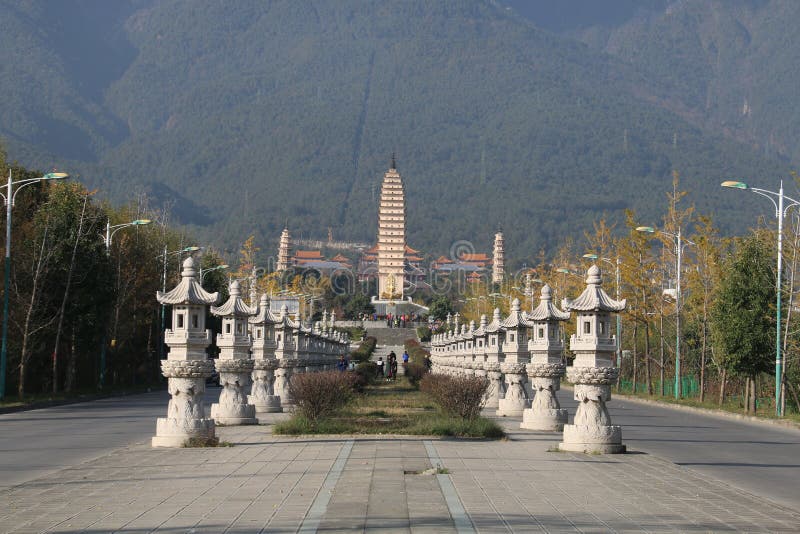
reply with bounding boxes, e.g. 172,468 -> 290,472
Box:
152,360 -> 216,448
210,359 -> 258,425
497,363 -> 530,417
482,363 -> 503,409
521,364 -> 568,431
559,367 -> 625,453
274,360 -> 294,407
249,359 -> 283,414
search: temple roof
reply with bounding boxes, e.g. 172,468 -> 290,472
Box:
527,284 -> 570,321
211,280 -> 257,317
295,250 -> 324,259
563,265 -> 626,312
157,257 -> 219,306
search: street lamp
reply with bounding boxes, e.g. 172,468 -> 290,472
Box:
199,263 -> 229,283
98,217 -> 152,388
722,179 -> 800,416
103,218 -> 151,255
0,170 -> 69,399
636,226 -> 695,399
158,245 -> 201,362
583,253 -> 622,373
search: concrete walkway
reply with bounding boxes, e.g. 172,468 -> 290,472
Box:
1,410 -> 799,533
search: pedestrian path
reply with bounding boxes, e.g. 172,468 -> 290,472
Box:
1,410 -> 798,533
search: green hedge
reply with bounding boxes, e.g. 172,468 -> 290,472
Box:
350,336 -> 377,363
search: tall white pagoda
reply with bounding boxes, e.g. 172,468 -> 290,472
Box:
492,230 -> 505,284
377,155 -> 405,300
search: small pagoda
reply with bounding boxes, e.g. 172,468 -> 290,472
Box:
497,298 -> 531,417
210,280 -> 258,425
248,293 -> 282,413
560,265 -> 627,453
521,284 -> 570,431
153,256 -> 219,447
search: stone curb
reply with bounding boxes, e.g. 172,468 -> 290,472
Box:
563,384 -> 800,431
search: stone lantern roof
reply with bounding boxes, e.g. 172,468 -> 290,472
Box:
472,314 -> 488,337
157,256 -> 219,305
485,307 -> 503,333
250,294 -> 278,325
527,284 -> 570,321
500,298 -> 532,328
563,265 -> 626,312
211,280 -> 257,317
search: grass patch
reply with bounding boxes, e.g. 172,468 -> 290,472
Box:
273,376 -> 504,438
183,437 -> 225,447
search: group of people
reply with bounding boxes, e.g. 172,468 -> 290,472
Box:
375,350 -> 410,380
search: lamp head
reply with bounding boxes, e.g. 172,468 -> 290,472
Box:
636,226 -> 655,234
132,219 -> 152,226
582,253 -> 598,260
183,245 -> 201,252
721,180 -> 748,190
556,268 -> 572,274
43,172 -> 69,180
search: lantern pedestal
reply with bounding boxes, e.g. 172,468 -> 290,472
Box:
521,364 -> 568,431
249,359 -> 282,413
559,367 -> 625,453
152,360 -> 216,447
497,363 -> 529,417
211,359 -> 258,425
483,363 -> 502,409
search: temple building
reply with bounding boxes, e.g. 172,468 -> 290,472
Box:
493,230 -> 505,284
377,156 -> 406,299
277,227 -> 292,271
359,243 -> 425,285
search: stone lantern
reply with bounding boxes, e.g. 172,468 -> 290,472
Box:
472,314 -> 488,386
497,298 -> 531,417
210,280 -> 258,425
273,305 -> 295,407
559,265 -> 626,453
152,257 -> 219,447
521,284 -> 570,431
464,320 -> 476,377
483,308 -> 504,409
248,293 -> 282,413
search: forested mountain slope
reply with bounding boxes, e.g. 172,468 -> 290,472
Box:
0,0 -> 791,261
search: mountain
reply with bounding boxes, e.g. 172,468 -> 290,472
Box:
507,0 -> 800,165
0,0 -> 793,264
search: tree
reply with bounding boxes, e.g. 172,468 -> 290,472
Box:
711,231 -> 775,414
428,295 -> 455,321
343,293 -> 374,319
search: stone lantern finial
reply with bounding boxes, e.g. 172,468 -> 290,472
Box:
230,279 -> 241,297
480,314 -> 487,329
511,298 -> 520,313
493,307 -> 501,323
181,256 -> 198,279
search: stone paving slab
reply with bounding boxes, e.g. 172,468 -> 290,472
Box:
1,419 -> 799,533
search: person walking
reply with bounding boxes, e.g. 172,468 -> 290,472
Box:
402,350 -> 410,372
376,357 -> 385,379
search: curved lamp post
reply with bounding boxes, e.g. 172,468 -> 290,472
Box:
199,263 -> 229,284
99,217 -> 152,388
722,180 -> 800,416
636,226 -> 695,399
583,253 -> 622,373
0,171 -> 69,399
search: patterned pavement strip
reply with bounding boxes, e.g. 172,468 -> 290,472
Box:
1,419 -> 798,533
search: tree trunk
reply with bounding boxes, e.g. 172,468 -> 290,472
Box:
700,317 -> 707,403
751,376 -> 758,414
18,220 -> 50,398
51,195 -> 88,393
632,322 -> 638,394
787,379 -> 800,413
743,377 -> 750,414
65,324 -> 77,393
645,319 -> 653,395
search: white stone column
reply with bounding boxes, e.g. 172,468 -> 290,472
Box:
153,360 -> 216,447
483,362 -> 503,409
521,364 -> 568,431
497,362 -> 528,416
211,359 -> 257,424
249,359 -> 282,413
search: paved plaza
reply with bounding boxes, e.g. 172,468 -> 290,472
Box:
1,397 -> 799,533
